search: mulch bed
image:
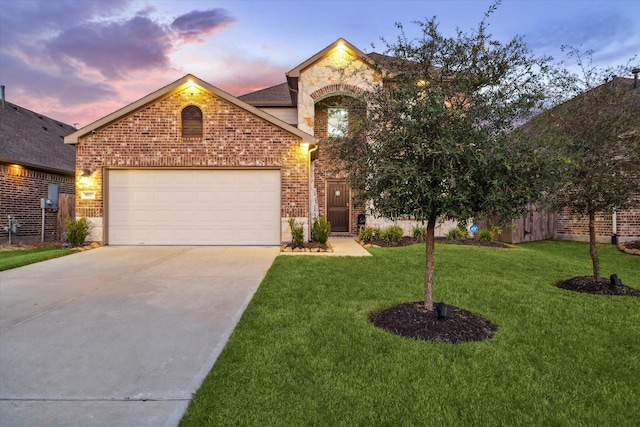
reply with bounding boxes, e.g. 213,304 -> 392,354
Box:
282,241 -> 331,252
370,301 -> 498,344
618,240 -> 640,255
556,276 -> 640,296
362,236 -> 510,248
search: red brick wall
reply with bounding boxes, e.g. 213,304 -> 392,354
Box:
0,163 -> 74,243
557,198 -> 640,241
75,86 -> 309,235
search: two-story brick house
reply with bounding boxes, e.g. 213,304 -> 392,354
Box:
64,38 -> 409,245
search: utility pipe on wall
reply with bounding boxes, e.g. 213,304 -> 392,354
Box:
307,143 -> 319,242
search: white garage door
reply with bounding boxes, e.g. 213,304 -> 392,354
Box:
108,169 -> 281,245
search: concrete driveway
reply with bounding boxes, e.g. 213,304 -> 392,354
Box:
0,246 -> 279,427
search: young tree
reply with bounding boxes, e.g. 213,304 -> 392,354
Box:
325,5 -> 551,311
531,48 -> 640,279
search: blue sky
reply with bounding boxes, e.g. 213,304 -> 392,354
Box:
1,0 -> 638,127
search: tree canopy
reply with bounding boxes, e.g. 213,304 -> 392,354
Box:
530,47 -> 640,278
325,6 -> 552,310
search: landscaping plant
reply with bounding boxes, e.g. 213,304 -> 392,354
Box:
66,216 -> 91,247
446,226 -> 468,240
412,224 -> 426,241
378,224 -> 403,244
476,229 -> 493,241
311,217 -> 331,244
288,218 -> 304,248
358,226 -> 378,242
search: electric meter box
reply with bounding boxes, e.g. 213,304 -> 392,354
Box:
46,184 -> 59,209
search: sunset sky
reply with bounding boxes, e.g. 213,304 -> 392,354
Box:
1,0 -> 638,128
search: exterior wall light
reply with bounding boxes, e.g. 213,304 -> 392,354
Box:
79,169 -> 92,186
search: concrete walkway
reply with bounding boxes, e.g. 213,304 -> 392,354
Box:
279,237 -> 371,257
0,246 -> 279,427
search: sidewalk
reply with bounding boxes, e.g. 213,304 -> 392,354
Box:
279,237 -> 371,257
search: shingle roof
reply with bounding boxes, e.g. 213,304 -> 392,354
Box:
0,101 -> 76,174
238,82 -> 292,106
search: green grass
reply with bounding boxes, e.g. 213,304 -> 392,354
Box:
180,241 -> 640,426
0,245 -> 76,271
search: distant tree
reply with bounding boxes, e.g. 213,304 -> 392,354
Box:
325,4 -> 551,311
531,47 -> 640,279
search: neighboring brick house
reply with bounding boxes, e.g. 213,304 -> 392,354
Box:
0,89 -> 76,244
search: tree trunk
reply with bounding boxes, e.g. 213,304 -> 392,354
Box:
588,211 -> 600,279
424,217 -> 436,311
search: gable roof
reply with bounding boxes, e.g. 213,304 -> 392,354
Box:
238,82 -> 292,107
64,74 -> 315,144
0,100 -> 76,174
241,39 -> 396,107
285,38 -> 376,105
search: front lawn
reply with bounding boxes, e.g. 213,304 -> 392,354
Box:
0,245 -> 76,271
180,241 -> 640,426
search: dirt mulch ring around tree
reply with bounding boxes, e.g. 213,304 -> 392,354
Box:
370,301 -> 498,344
556,276 -> 640,296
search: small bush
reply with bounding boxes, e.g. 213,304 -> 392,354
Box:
66,216 -> 91,247
446,226 -> 468,240
311,217 -> 331,244
476,229 -> 493,241
378,224 -> 404,243
358,226 -> 378,242
412,224 -> 427,241
288,218 -> 304,248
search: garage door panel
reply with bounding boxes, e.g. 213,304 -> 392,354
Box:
108,169 -> 281,245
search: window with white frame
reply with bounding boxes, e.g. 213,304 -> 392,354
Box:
328,107 -> 348,137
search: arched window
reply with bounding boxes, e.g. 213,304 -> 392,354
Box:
182,105 -> 203,138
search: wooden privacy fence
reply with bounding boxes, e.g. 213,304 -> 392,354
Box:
477,205 -> 556,244
56,193 -> 75,240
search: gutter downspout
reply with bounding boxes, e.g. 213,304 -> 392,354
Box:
612,210 -> 618,244
307,144 -> 319,242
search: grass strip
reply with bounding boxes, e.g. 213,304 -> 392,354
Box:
0,246 -> 76,271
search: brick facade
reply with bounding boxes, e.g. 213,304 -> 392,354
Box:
74,84 -> 309,243
0,163 -> 74,243
556,198 -> 640,243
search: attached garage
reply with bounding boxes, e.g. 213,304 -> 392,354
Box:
107,169 -> 281,245
65,74 -> 315,246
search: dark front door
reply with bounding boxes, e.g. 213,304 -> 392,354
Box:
327,180 -> 349,232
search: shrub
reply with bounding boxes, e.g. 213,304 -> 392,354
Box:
446,226 -> 468,240
378,224 -> 404,243
412,224 -> 427,241
288,218 -> 304,248
311,217 -> 331,244
476,229 -> 493,241
66,216 -> 91,247
358,226 -> 378,242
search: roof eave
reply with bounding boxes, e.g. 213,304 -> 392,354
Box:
1,158 -> 75,175
64,74 -> 315,144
